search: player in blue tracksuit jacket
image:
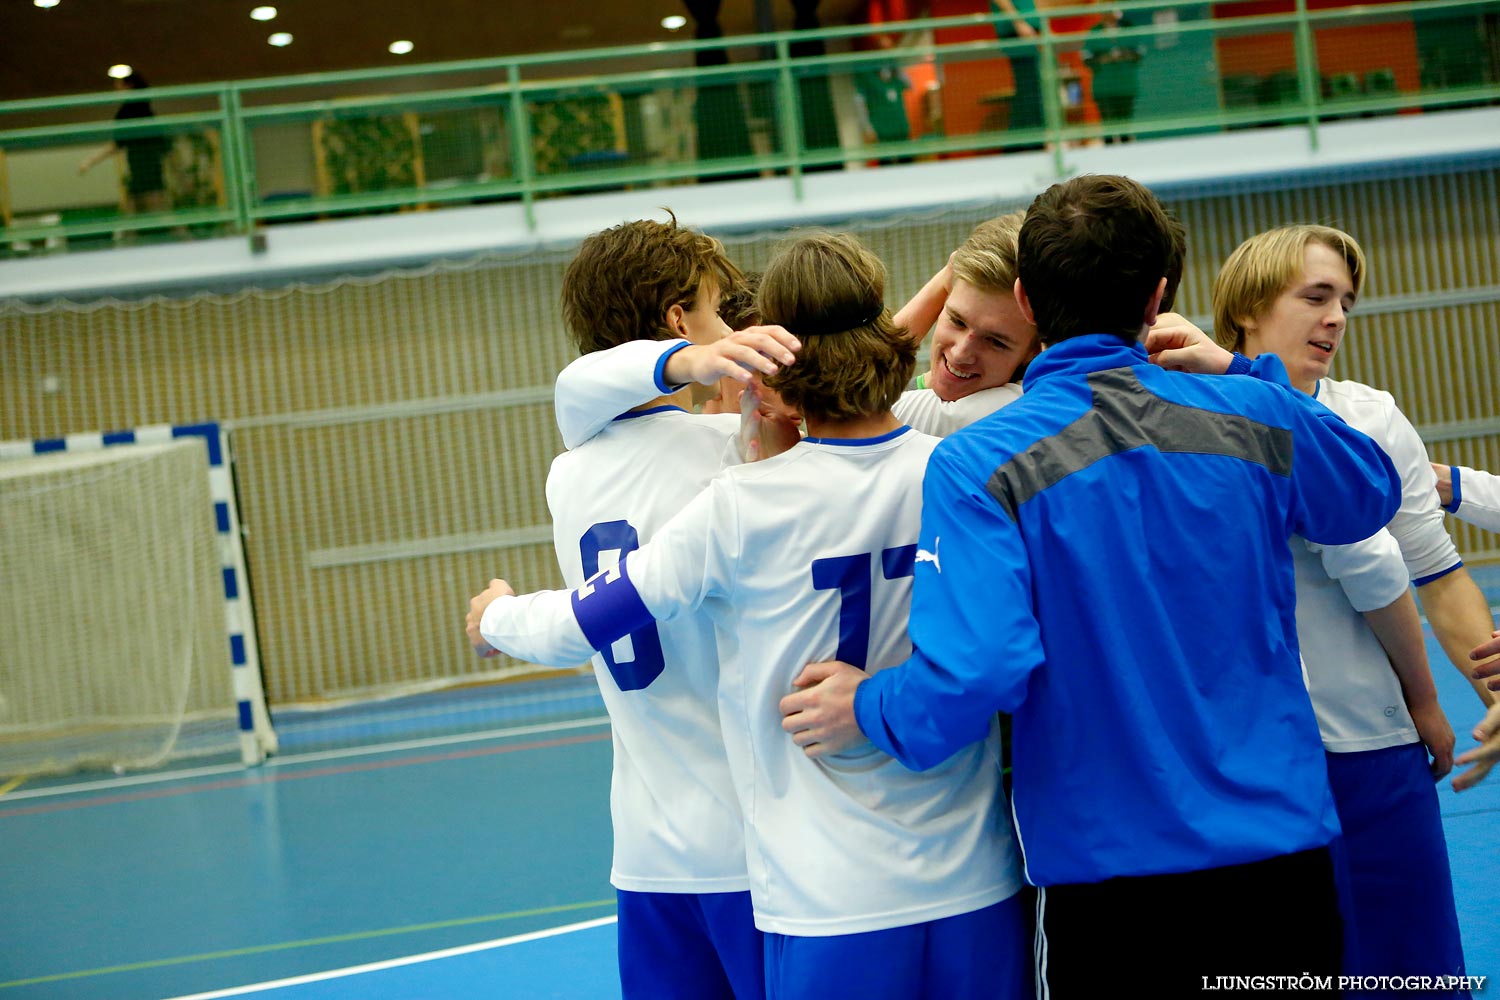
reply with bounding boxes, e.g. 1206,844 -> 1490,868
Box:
780,175 -> 1402,996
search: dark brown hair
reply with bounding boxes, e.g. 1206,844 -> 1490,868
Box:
560,212 -> 741,355
718,271 -> 761,330
759,233 -> 916,424
1018,175 -> 1185,344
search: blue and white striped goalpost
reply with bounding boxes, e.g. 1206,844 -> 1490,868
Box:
0,421 -> 277,766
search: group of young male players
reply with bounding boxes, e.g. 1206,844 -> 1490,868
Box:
464,174 -> 1500,999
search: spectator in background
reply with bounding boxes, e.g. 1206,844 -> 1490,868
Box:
79,71 -> 172,219
992,0 -> 1044,148
853,34 -> 914,158
1083,8 -> 1144,141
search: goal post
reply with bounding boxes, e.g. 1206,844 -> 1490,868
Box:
0,422 -> 276,775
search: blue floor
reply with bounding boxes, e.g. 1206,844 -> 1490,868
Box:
0,723 -> 617,999
2,631 -> 1496,999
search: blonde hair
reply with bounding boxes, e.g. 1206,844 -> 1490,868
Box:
949,212 -> 1024,293
1211,225 -> 1366,351
758,233 -> 917,424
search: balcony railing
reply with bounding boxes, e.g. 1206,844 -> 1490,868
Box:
1,0 -> 1496,256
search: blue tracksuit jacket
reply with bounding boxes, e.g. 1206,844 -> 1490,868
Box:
855,335 -> 1402,886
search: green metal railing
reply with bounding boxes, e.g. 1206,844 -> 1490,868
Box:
1,0 -> 1496,254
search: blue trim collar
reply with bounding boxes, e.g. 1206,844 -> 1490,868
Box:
613,405 -> 689,422
803,425 -> 912,447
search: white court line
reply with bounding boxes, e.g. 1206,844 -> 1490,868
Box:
0,716 -> 611,802
162,916 -> 619,999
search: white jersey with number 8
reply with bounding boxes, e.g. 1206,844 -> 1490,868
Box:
502,423 -> 1023,935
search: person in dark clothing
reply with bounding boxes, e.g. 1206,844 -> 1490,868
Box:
79,71 -> 172,217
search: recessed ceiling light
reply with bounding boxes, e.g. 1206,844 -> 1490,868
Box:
108,64 -> 133,79
388,40 -> 414,55
250,6 -> 277,21
268,32 -> 293,46
661,14 -> 687,31
34,0 -> 61,9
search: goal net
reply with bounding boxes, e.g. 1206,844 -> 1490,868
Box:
0,440 -> 243,776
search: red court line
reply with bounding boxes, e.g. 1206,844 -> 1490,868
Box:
0,731 -> 611,820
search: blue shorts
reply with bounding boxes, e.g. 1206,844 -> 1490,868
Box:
764,894 -> 1032,1000
1326,743 -> 1468,997
616,889 -> 763,1000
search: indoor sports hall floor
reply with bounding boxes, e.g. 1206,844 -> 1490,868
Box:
3,628 -> 1497,1000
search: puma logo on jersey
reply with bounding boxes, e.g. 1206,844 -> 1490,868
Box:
915,537 -> 941,573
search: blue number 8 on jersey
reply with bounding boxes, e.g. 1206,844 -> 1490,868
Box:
578,520 -> 667,691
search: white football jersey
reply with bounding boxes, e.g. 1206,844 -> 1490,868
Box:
556,340 -> 1027,447
892,382 -> 1022,437
1314,378 -> 1460,581
1294,377 -> 1456,752
554,339 -> 694,449
1294,530 -> 1417,751
1449,465 -> 1500,533
546,405 -> 749,893
488,427 -> 1023,936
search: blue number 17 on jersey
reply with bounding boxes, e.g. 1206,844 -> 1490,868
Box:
811,544 -> 916,670
577,520 -> 666,691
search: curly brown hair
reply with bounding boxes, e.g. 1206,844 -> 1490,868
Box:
718,271 -> 761,330
758,233 -> 916,424
560,212 -> 742,355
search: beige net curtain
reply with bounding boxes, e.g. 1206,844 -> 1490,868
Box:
0,165 -> 1497,714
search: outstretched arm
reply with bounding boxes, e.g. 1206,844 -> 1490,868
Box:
1144,313 -> 1244,375
1367,408 -> 1497,706
78,143 -> 117,173
893,261 -> 953,344
470,479 -> 732,665
553,329 -> 799,449
1433,463 -> 1500,533
1420,569 -> 1499,704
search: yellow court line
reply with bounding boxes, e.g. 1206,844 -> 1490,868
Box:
0,898 -> 617,991
0,775 -> 27,798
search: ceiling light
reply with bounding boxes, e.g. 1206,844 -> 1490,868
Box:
388,40 -> 414,55
34,0 -> 61,9
268,32 -> 293,46
108,64 -> 133,79
661,14 -> 687,31
250,6 -> 277,21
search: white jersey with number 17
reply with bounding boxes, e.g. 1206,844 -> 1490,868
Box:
492,425 -> 1023,936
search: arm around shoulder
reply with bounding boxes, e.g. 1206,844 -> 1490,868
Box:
553,340 -> 690,449
859,447 -> 1044,769
1288,402 -> 1401,547
1446,465 -> 1500,533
